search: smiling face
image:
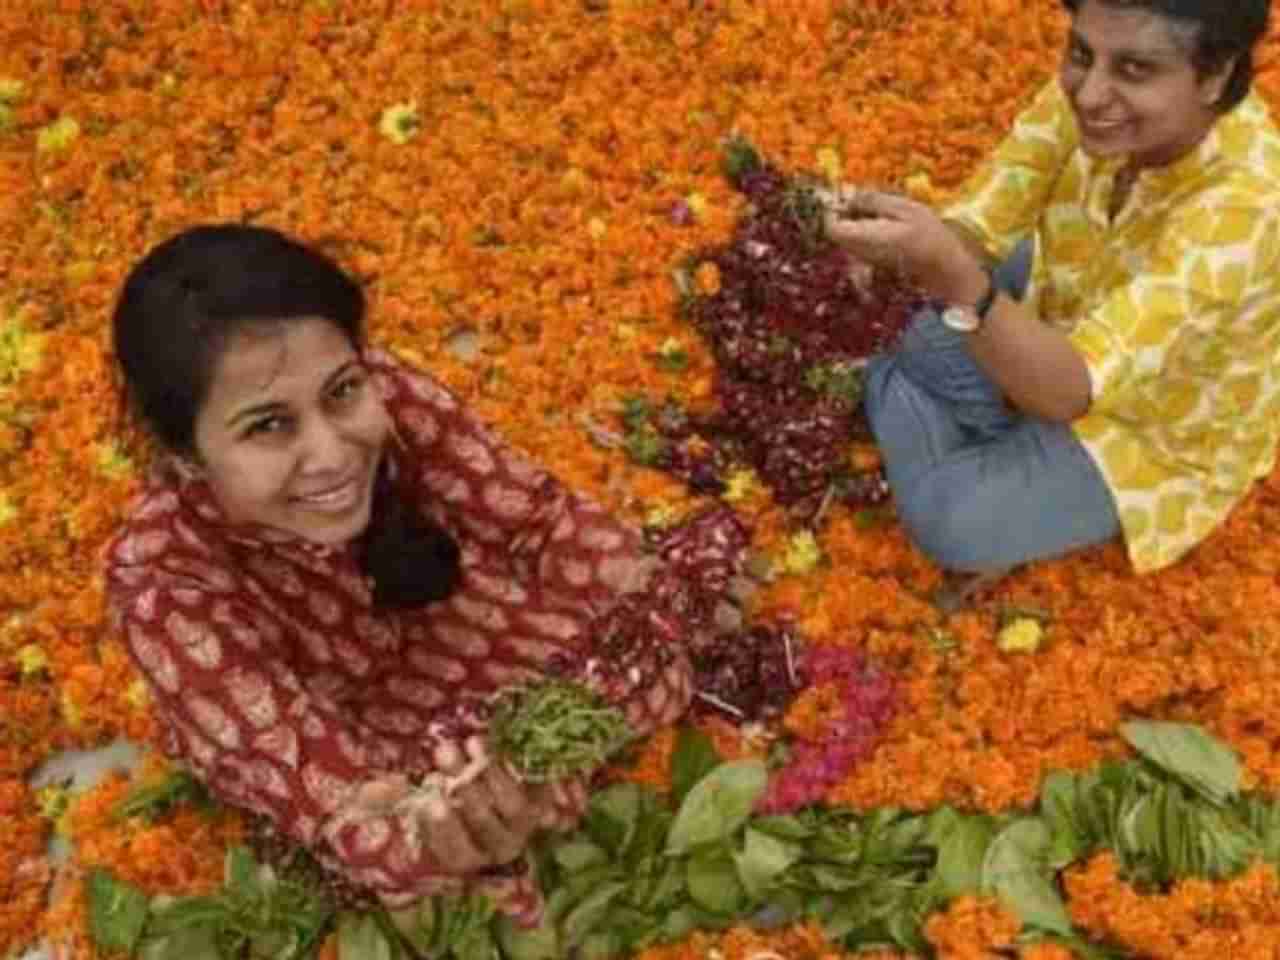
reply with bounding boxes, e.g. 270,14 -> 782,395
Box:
192,317 -> 390,545
1060,0 -> 1232,168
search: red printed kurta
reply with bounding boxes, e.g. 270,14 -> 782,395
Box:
105,348 -> 720,914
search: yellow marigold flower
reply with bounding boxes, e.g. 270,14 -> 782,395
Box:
63,260 -> 96,285
14,643 -> 48,677
588,216 -> 607,240
722,466 -> 761,504
781,530 -> 823,575
684,191 -> 708,221
816,145 -> 842,183
904,170 -> 938,202
0,78 -> 22,103
60,688 -> 82,729
36,115 -> 80,152
997,616 -> 1043,654
0,308 -> 45,385
378,101 -> 420,144
694,261 -> 721,296
36,784 -> 70,827
644,500 -> 679,528
125,678 -> 150,709
95,442 -> 134,480
0,493 -> 15,526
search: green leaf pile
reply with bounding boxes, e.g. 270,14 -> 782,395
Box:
85,722 -> 1280,960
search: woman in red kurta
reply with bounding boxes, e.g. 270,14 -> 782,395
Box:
106,225 -> 745,920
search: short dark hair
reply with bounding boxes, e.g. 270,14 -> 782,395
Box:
113,224 -> 364,455
113,224 -> 460,609
1060,0 -> 1271,110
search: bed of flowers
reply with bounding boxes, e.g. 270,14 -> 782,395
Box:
6,1 -> 1280,958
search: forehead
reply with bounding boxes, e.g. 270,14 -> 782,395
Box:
1071,1 -> 1197,59
205,317 -> 356,410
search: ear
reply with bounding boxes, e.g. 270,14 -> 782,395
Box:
1199,56 -> 1236,107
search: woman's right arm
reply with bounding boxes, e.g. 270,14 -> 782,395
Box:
112,573 -> 547,903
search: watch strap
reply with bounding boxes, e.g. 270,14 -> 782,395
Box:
974,266 -> 998,321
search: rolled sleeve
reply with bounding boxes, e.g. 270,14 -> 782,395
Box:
943,79 -> 1079,259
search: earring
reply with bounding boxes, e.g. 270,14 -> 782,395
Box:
172,455 -> 204,482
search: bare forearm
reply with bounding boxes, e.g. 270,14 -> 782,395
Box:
967,296 -> 1091,422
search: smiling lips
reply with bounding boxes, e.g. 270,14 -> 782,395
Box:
1081,116 -> 1128,136
293,472 -> 364,512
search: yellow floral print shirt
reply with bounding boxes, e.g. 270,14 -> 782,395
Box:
943,79 -> 1280,572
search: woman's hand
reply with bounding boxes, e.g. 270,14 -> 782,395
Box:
623,652 -> 692,733
416,764 -> 552,872
823,189 -> 987,304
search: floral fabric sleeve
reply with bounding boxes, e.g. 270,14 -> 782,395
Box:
367,349 -> 653,616
941,79 -> 1079,260
109,561 -> 473,902
366,349 -> 749,732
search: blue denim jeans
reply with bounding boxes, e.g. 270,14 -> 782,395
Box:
863,241 -> 1120,572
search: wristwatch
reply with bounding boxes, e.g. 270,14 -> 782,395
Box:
940,267 -> 998,334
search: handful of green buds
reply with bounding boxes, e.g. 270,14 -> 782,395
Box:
488,679 -> 635,783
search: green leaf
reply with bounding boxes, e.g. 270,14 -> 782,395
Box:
578,931 -> 620,960
659,905 -> 703,941
337,912 -> 395,960
670,726 -> 722,805
751,814 -> 816,841
553,839 -> 609,873
561,881 -> 627,948
734,827 -> 800,900
981,818 -> 1073,936
1040,771 -> 1094,869
686,848 -> 746,914
933,815 -> 996,900
637,857 -> 686,910
666,760 -> 767,855
1236,794 -> 1280,866
143,896 -> 226,937
224,846 -> 260,899
495,912 -> 561,960
1121,721 -> 1241,805
584,783 -> 644,856
114,770 -> 214,823
137,923 -> 222,960
86,868 -> 151,953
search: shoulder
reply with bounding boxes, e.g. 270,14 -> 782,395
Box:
1210,94 -> 1280,193
364,345 -> 462,414
105,477 -> 239,607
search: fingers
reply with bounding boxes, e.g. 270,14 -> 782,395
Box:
421,803 -> 489,873
457,787 -> 525,865
482,762 -> 533,823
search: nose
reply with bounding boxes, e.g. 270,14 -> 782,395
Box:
1072,65 -> 1112,114
299,415 -> 349,474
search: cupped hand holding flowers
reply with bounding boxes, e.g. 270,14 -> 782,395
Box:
823,188 -> 988,306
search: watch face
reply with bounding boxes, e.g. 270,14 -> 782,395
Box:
941,305 -> 980,333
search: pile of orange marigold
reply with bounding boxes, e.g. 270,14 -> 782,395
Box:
5,1 -> 1280,957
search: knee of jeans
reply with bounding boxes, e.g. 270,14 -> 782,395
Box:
893,478 -> 993,572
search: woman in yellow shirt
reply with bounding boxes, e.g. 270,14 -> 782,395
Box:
828,0 -> 1280,593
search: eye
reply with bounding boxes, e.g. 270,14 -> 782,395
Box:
1117,59 -> 1152,81
243,414 -> 291,439
329,372 -> 367,404
1066,38 -> 1091,68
